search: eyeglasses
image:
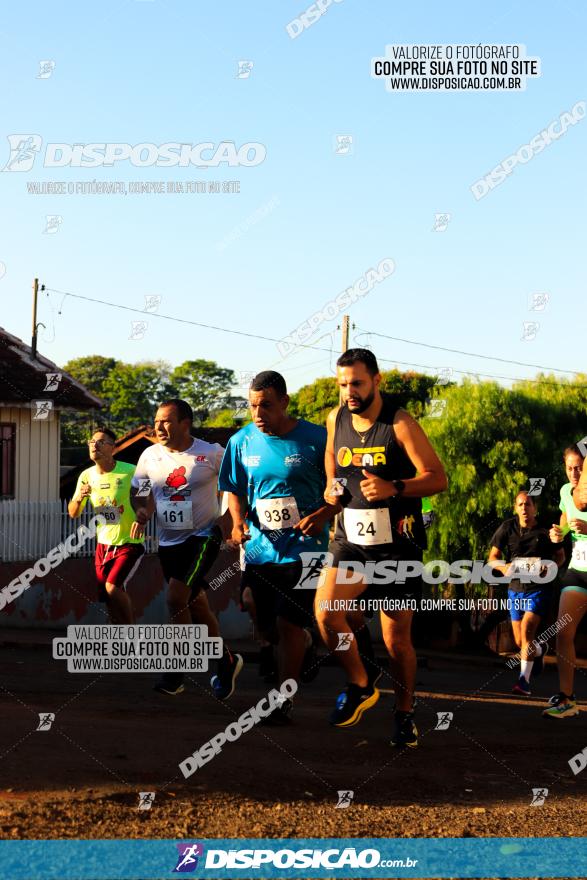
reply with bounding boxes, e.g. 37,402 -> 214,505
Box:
88,439 -> 114,447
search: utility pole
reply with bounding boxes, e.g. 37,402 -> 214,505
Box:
31,278 -> 39,358
339,314 -> 350,405
341,314 -> 350,355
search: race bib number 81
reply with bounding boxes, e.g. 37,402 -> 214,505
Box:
344,508 -> 392,546
572,543 -> 587,569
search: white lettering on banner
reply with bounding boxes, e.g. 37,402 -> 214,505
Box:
204,846 -> 383,870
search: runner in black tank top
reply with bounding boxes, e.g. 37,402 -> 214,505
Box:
314,349 -> 447,747
333,394 -> 427,557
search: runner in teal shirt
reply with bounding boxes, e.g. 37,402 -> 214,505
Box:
219,371 -> 335,723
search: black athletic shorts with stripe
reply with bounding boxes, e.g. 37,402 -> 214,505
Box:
158,525 -> 222,599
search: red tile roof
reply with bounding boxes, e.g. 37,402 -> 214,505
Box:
0,326 -> 103,410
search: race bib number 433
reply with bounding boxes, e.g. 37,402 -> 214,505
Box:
509,557 -> 542,577
256,496 -> 300,530
344,507 -> 392,546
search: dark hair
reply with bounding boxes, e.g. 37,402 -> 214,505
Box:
337,348 -> 379,376
564,443 -> 585,461
158,399 -> 194,423
92,427 -> 116,443
250,371 -> 287,396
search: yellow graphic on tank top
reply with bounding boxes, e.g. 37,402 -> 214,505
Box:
337,446 -> 386,467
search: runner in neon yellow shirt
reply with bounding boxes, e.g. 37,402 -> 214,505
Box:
69,428 -> 144,623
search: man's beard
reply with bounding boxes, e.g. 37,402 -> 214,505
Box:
347,389 -> 375,414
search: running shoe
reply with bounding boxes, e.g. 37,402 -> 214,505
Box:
259,645 -> 278,683
154,673 -> 185,696
300,632 -> 321,684
329,682 -> 379,727
210,651 -> 244,700
260,698 -> 293,726
543,694 -> 579,719
390,710 -> 418,748
532,644 -> 546,677
512,675 -> 531,696
547,690 -> 575,706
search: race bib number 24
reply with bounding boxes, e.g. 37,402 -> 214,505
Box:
344,508 -> 392,546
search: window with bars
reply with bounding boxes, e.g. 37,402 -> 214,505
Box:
0,423 -> 16,498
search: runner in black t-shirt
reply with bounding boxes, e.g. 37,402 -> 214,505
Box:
488,491 -> 564,696
316,349 -> 447,748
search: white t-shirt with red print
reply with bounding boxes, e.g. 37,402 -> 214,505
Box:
132,438 -> 224,546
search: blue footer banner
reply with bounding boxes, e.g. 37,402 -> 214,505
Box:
0,837 -> 585,879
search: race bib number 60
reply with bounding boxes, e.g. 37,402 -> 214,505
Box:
94,505 -> 121,524
344,508 -> 392,546
256,496 -> 300,530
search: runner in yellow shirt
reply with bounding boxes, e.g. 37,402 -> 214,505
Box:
68,428 -> 144,624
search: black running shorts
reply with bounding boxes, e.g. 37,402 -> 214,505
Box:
158,526 -> 222,598
328,538 -> 423,604
241,561 -> 314,632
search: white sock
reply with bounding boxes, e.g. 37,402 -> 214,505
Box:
533,642 -> 542,657
303,628 -> 312,649
520,660 -> 534,681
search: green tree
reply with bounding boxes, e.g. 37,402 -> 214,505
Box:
422,379 -> 587,562
102,361 -> 171,433
61,356 -> 121,447
289,377 -> 338,424
289,369 -> 439,425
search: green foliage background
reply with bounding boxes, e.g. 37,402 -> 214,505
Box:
61,356 -> 587,560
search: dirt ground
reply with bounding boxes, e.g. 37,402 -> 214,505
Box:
1,636 -> 586,844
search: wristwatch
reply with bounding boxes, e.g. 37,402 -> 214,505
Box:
392,480 -> 405,496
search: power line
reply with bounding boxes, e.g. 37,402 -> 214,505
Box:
361,329 -> 580,375
46,287 -> 324,351
44,287 -> 586,388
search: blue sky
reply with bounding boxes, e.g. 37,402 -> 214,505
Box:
0,0 -> 585,393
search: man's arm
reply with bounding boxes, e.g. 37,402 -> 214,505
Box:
68,478 -> 92,519
573,470 -> 587,512
130,487 -> 155,519
227,493 -> 250,545
392,410 -> 448,497
359,409 -> 448,503
323,407 -> 343,510
554,547 -> 565,567
487,545 -> 510,577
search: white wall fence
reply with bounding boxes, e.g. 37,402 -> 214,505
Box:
0,500 -> 158,563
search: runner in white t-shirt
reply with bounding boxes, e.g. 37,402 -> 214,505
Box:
131,399 -> 243,697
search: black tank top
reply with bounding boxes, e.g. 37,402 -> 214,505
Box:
334,393 -> 426,556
